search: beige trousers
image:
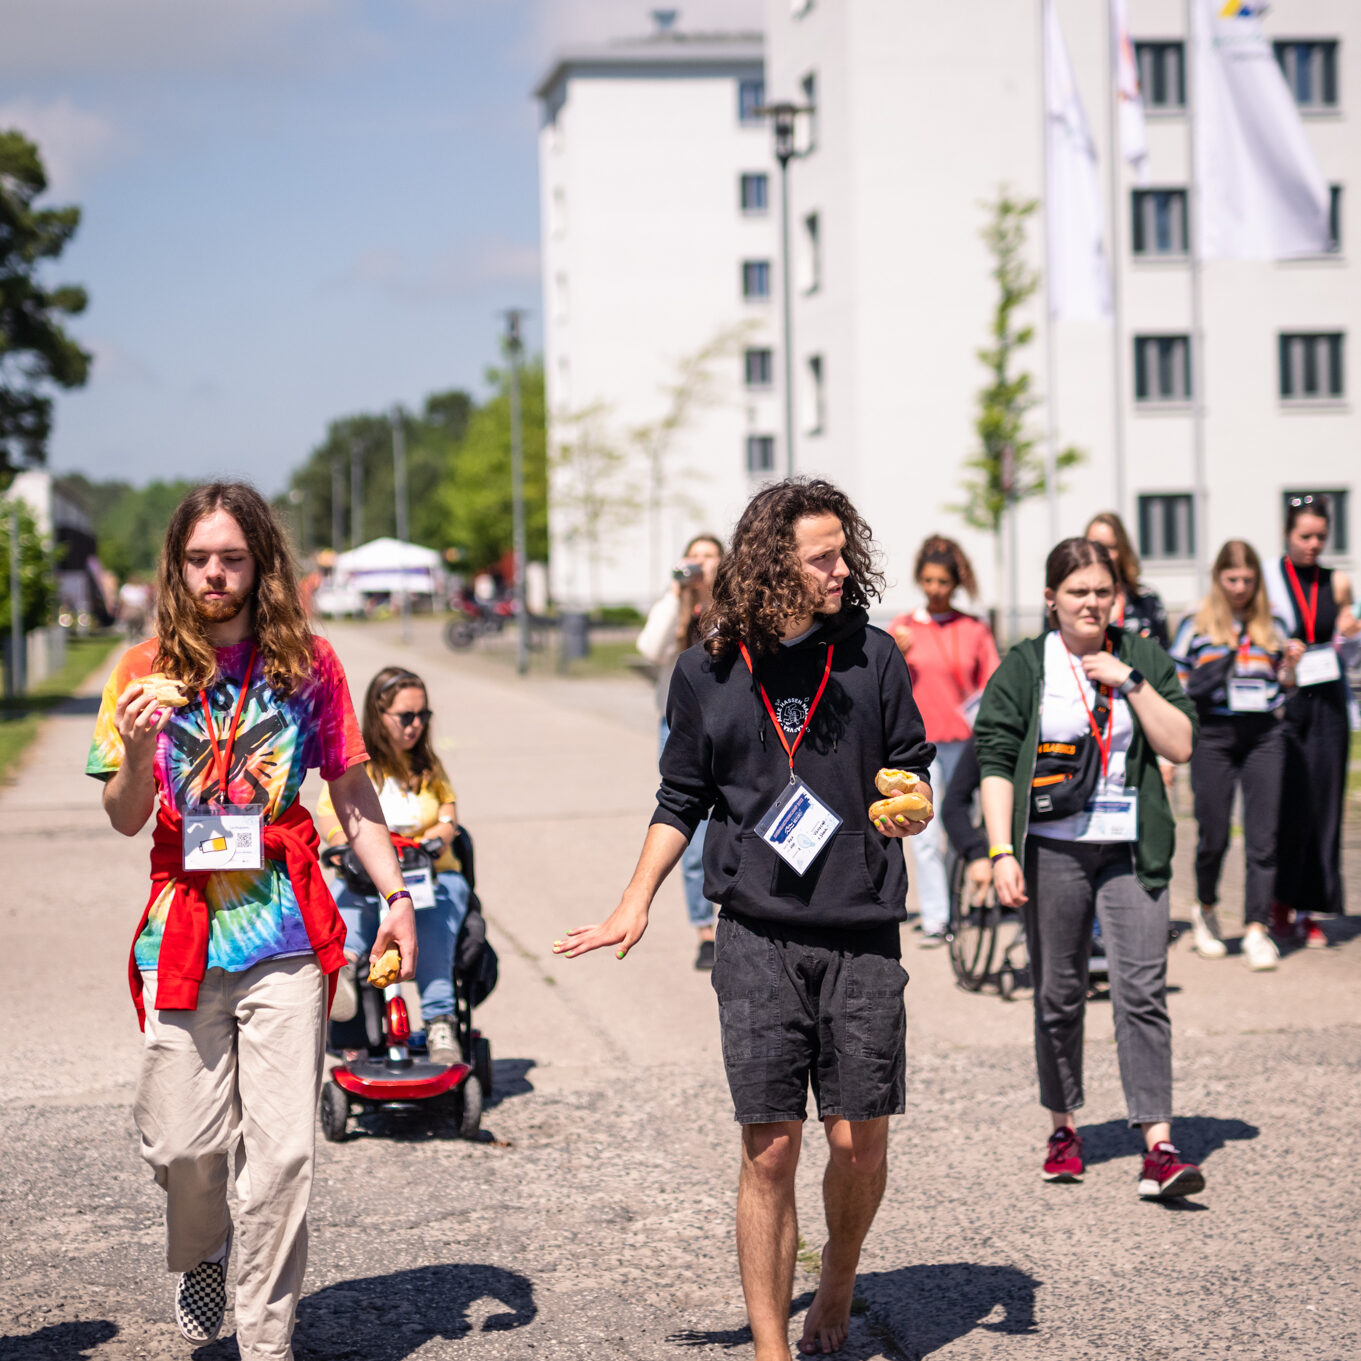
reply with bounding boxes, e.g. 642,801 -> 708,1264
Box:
135,956 -> 327,1361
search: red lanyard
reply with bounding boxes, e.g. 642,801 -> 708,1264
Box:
739,641 -> 834,776
199,643 -> 258,802
1063,641 -> 1114,778
1283,559 -> 1319,643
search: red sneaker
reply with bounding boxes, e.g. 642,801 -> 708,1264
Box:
1268,900 -> 1294,939
1138,1142 -> 1205,1200
1297,915 -> 1328,949
1042,1128 -> 1084,1182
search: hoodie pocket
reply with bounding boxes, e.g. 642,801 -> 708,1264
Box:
737,830 -> 886,914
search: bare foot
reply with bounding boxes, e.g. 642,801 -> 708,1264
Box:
797,1243 -> 857,1354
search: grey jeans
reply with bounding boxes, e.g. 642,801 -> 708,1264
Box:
1022,837 -> 1172,1126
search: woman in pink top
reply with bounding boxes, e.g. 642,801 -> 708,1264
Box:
891,536 -> 1001,944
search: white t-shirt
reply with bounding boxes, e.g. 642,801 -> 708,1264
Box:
1037,631 -> 1134,842
377,776 -> 425,835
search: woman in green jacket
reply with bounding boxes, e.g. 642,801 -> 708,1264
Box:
975,537 -> 1204,1201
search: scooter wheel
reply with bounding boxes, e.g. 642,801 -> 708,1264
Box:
457,1073 -> 482,1139
320,1082 -> 349,1143
444,619 -> 476,650
474,1035 -> 493,1102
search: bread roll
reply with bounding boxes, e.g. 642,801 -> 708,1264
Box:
874,768 -> 919,797
367,947 -> 402,988
869,791 -> 933,823
135,673 -> 190,708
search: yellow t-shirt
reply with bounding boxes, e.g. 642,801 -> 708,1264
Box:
317,763 -> 459,873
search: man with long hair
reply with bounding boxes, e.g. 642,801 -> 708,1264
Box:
555,478 -> 935,1359
88,482 -> 416,1360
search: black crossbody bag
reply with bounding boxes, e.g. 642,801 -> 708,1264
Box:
1029,649 -> 1111,821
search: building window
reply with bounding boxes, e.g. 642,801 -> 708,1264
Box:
740,173 -> 769,214
1135,42 -> 1185,110
742,260 -> 771,299
1133,335 -> 1192,402
1131,189 -> 1188,256
746,435 -> 775,474
805,355 -> 825,433
800,212 -> 821,292
744,348 -> 773,387
1281,490 -> 1350,555
1329,184 -> 1342,252
1273,41 -> 1339,109
1138,494 -> 1195,561
738,78 -> 765,124
801,71 -> 818,150
1279,332 -> 1345,400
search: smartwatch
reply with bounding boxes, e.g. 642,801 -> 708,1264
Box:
1119,668 -> 1145,697
437,814 -> 455,827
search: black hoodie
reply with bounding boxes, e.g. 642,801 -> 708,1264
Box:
650,607 -> 935,934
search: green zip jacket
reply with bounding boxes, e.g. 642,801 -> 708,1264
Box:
973,627 -> 1197,892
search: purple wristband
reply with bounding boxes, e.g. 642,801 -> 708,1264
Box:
383,889 -> 413,908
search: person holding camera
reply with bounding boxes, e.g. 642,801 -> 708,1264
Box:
974,537 -> 1203,1200
636,533 -> 724,968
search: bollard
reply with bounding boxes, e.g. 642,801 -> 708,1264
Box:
559,611 -> 591,671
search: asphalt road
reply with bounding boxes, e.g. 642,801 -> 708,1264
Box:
2,616 -> 1358,1361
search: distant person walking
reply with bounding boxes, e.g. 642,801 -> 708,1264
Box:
975,537 -> 1204,1200
87,482 -> 415,1360
636,534 -> 725,968
889,536 -> 999,946
1085,511 -> 1170,649
557,478 -> 935,1359
1171,541 -> 1295,971
1263,495 -> 1361,946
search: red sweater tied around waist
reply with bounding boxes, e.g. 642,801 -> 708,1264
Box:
129,799 -> 347,1029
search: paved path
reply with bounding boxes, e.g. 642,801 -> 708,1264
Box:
2,617 -> 1359,1361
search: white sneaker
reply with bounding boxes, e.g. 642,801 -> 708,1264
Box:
1242,927 -> 1279,972
1191,905 -> 1227,959
425,1015 -> 459,1066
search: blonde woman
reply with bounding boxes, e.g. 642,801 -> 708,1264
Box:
1171,542 -> 1295,970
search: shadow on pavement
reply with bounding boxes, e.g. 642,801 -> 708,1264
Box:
859,1263 -> 1039,1356
668,1291 -> 816,1349
487,1056 -> 536,1107
0,1319 -> 118,1359
289,1263 -> 536,1358
1079,1115 -> 1259,1168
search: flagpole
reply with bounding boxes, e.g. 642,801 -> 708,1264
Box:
1185,0 -> 1209,597
1104,0 -> 1129,519
1039,0 -> 1060,548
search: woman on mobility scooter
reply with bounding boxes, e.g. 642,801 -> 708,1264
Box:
317,666 -> 469,1066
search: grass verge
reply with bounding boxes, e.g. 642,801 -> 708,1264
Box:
0,634 -> 119,782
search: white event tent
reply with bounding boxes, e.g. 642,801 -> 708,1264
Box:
332,538 -> 445,604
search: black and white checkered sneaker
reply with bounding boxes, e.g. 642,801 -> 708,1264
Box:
174,1231 -> 230,1344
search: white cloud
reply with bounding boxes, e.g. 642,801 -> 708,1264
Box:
0,0 -> 389,79
334,237 -> 541,302
0,98 -> 122,196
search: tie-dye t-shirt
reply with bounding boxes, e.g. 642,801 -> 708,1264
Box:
87,636 -> 367,974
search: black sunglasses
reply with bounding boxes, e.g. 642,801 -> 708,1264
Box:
389,708 -> 432,728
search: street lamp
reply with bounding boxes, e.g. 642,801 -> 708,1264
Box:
502,309 -> 530,677
755,100 -> 813,479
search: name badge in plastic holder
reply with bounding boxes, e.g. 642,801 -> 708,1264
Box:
755,777 -> 843,876
182,805 -> 265,872
1227,678 -> 1271,712
1296,645 -> 1341,687
1074,785 -> 1138,844
404,867 -> 437,909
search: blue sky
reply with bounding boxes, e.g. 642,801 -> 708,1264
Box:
0,0 -> 759,493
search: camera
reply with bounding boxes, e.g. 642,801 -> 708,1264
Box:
672,561 -> 704,585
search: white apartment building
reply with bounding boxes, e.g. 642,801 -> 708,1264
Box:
765,0 -> 1359,628
535,20 -> 779,608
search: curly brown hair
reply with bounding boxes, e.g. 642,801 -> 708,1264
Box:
154,482 -> 314,696
913,534 -> 979,599
702,477 -> 885,658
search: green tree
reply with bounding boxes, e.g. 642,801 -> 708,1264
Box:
0,497 -> 55,633
438,362 -> 547,573
0,131 -> 91,472
284,389 -> 472,553
955,190 -> 1082,539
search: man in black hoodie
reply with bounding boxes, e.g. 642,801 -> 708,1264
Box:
555,479 -> 934,1359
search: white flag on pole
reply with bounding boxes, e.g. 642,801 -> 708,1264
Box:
1110,0 -> 1149,183
1192,0 -> 1331,259
1044,0 -> 1112,319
